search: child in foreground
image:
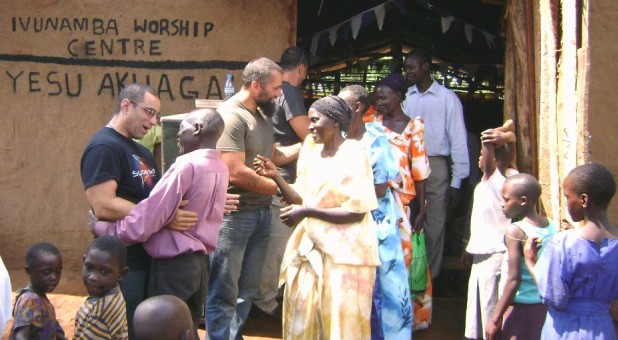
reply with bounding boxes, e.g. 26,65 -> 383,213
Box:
133,295 -> 193,340
10,242 -> 66,339
486,173 -> 557,340
73,235 -> 129,339
525,163 -> 618,339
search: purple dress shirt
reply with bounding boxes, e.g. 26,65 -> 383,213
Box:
95,149 -> 229,258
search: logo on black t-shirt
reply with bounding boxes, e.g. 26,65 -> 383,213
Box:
131,154 -> 156,188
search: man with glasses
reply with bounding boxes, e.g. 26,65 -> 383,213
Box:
81,83 -> 197,339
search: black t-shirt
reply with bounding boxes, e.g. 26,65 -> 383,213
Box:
81,127 -> 159,203
272,81 -> 307,182
80,127 -> 159,268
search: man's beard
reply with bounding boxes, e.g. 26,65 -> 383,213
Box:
257,100 -> 275,117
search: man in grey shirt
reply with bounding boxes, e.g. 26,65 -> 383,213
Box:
206,57 -> 283,339
253,47 -> 309,319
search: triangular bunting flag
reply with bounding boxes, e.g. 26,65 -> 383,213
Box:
482,31 -> 496,49
464,23 -> 474,45
310,34 -> 319,55
351,14 -> 363,39
329,24 -> 340,46
374,4 -> 386,31
441,16 -> 455,34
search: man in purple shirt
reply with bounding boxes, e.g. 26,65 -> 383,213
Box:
94,108 -> 229,338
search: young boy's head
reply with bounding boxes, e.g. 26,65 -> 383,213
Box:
177,108 -> 224,155
25,242 -> 62,294
494,144 -> 513,171
82,236 -> 128,297
564,163 -> 616,221
133,295 -> 193,340
478,144 -> 513,174
501,173 -> 542,219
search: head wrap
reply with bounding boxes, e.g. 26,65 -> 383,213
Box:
377,73 -> 408,98
310,95 -> 353,131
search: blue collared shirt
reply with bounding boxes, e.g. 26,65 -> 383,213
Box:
402,80 -> 469,188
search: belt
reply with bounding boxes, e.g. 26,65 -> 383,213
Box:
550,300 -> 610,316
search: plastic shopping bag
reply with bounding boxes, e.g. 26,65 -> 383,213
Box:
409,232 -> 427,294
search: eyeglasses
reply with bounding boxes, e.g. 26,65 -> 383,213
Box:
130,100 -> 159,119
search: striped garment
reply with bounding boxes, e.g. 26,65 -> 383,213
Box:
73,286 -> 128,340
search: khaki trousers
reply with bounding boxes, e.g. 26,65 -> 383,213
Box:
424,156 -> 449,279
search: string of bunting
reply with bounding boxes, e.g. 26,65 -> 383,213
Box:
310,0 -> 405,56
418,0 -> 500,48
441,15 -> 498,49
417,0 -> 497,49
310,0 -> 501,56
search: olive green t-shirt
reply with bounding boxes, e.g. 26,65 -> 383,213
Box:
216,97 -> 274,211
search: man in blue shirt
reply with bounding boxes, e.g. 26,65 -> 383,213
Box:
402,49 -> 469,279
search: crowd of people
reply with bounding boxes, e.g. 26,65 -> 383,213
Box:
1,47 -> 617,340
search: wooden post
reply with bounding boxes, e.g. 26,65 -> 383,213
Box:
537,0 -> 561,224
558,0 -> 578,177
576,1 -> 590,165
504,0 -> 537,175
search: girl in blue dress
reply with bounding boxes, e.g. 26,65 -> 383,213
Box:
525,163 -> 618,339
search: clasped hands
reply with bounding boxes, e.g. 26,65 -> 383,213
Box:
480,119 -> 515,146
253,154 -> 306,227
252,154 -> 278,178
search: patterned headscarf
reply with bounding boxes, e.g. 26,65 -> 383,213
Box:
310,95 -> 353,131
377,73 -> 408,99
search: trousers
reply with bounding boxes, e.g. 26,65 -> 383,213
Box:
424,156 -> 449,279
253,197 -> 292,313
206,207 -> 271,340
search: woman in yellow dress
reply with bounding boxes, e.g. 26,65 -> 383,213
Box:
254,95 -> 380,339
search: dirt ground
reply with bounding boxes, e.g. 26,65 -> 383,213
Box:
1,267 -> 466,339
4,257 -> 617,339
1,293 -> 465,340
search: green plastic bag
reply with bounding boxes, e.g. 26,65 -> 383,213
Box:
409,232 -> 428,295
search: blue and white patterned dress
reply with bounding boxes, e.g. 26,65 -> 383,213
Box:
364,122 -> 413,340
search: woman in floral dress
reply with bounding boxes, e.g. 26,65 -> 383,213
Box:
374,73 -> 432,331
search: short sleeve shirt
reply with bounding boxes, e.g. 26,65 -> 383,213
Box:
272,82 -> 307,182
10,289 -> 64,339
73,286 -> 128,340
81,127 -> 159,204
466,168 -> 515,254
216,97 -> 274,210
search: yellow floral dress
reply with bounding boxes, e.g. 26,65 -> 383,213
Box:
280,137 -> 381,340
